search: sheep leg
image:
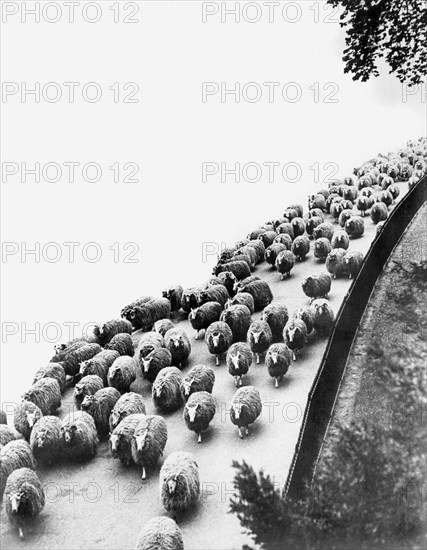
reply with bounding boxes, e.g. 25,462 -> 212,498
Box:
195,331 -> 199,340
238,427 -> 244,439
275,378 -> 279,388
215,355 -> 220,366
239,376 -> 243,387
18,527 -> 24,540
235,376 -> 239,387
142,467 -> 146,481
198,433 -> 202,444
256,353 -> 260,364
349,274 -> 352,279
280,274 -> 284,281
292,351 -> 296,361
245,427 -> 249,436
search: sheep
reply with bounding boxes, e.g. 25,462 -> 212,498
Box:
61,411 -> 98,461
292,306 -> 315,337
33,363 -> 66,394
198,285 -> 229,308
0,411 -> 6,425
344,251 -> 364,279
283,319 -> 308,360
105,333 -> 134,357
109,392 -> 146,432
79,350 -> 120,386
13,402 -> 43,441
160,451 -> 200,511
248,228 -> 266,240
0,426 -> 23,449
188,302 -> 222,340
138,332 -> 165,360
330,201 -> 345,221
265,343 -> 292,388
218,247 -> 237,262
313,222 -> 334,241
1,440 -> 35,499
223,252 -> 255,271
276,222 -> 294,240
22,378 -> 61,416
213,260 -> 251,280
355,195 -> 370,216
273,233 -> 293,248
94,318 -> 133,346
305,216 -> 323,239
226,292 -> 255,314
181,365 -> 215,400
162,284 -> 184,314
247,321 -> 273,364
302,273 -> 332,302
388,184 -> 400,202
376,220 -> 386,234
121,296 -> 153,323
343,186 -> 358,202
152,367 -> 184,412
308,194 -> 327,211
314,237 -> 332,262
135,516 -> 184,550
81,387 -> 121,438
29,416 -> 62,463
108,356 -> 137,393
131,415 -> 168,479
122,298 -> 172,331
341,199 -> 354,211
326,248 -> 348,279
181,287 -> 202,313
360,186 -> 374,198
4,468 -> 45,539
53,342 -> 102,378
272,217 -> 289,230
282,207 -> 297,221
153,319 -> 175,337
380,174 -> 394,189
338,209 -> 354,228
234,275 -> 261,294
235,245 -> 258,268
226,342 -> 253,387
208,271 -> 237,296
287,203 -> 304,217
291,235 -> 310,261
375,190 -> 393,207
50,339 -> 87,362
230,386 -> 262,438
183,391 -> 216,443
275,250 -> 296,280
312,299 -> 335,336
316,188 -> 330,199
259,230 -> 278,248
109,413 -> 146,465
74,374 -> 104,409
205,321 -> 233,365
325,193 -> 340,213
258,305 -> 287,345
140,348 -> 172,383
308,207 -> 324,220
345,216 -> 365,238
164,328 -> 191,368
245,239 -> 266,263
265,243 -> 287,267
331,229 -> 350,250
220,304 -> 252,342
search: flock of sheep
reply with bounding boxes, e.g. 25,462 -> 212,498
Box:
0,137 -> 426,549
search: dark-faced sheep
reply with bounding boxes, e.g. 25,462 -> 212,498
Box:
183,391 -> 216,443
344,251 -> 364,279
153,319 -> 175,337
356,196 -> 370,216
53,342 -> 102,378
276,222 -> 294,240
314,237 -> 332,262
4,468 -> 45,539
205,321 -> 233,365
152,367 -> 184,412
305,216 -> 323,239
234,275 -> 260,293
74,375 -> 104,409
181,365 -> 215,400
79,350 -> 120,386
226,292 -> 255,314
376,190 -> 393,207
265,343 -> 292,388
209,271 -> 237,296
29,416 -> 62,463
109,392 -> 146,433
312,299 -> 335,336
247,321 -> 273,364
331,229 -> 350,250
220,304 -> 252,342
61,411 -> 98,461
235,245 -> 258,268
370,201 -> 388,223
160,451 -> 200,512
265,243 -> 287,267
138,332 -> 165,360
198,284 -> 229,308
388,184 -> 400,202
283,319 -> 308,360
343,186 -> 358,202
230,386 -> 262,438
180,287 -> 201,313
248,228 -> 266,240
189,302 -> 222,340
326,248 -> 348,279
108,356 -> 137,393
94,318 -> 133,347
13,402 -> 43,441
122,298 -> 172,331
109,413 -> 146,466
226,342 -> 252,387
261,303 -> 289,342
213,260 -> 251,281
105,333 -> 134,357
345,216 -> 365,238
0,411 -> 7,425
135,516 -> 184,550
302,273 -> 332,302
164,328 -> 191,368
50,339 -> 86,363
275,250 -> 295,280
0,426 -> 23,449
308,207 -> 325,220
313,222 -> 334,242
81,387 -> 121,438
33,363 -> 66,394
131,415 -> 168,479
0,440 -> 35,499
338,209 -> 354,229
291,236 -> 310,261
330,201 -> 346,221
22,378 -> 61,416
140,348 -> 172,383
273,233 -> 293,248
286,203 -> 304,217
292,306 -> 315,336
121,296 -> 153,325
162,284 -> 184,314
308,194 -> 326,211
245,239 -> 266,263
259,230 -> 278,248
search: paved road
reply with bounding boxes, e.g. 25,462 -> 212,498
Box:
1,182 -> 408,550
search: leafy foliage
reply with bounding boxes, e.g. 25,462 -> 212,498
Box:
328,0 -> 427,84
